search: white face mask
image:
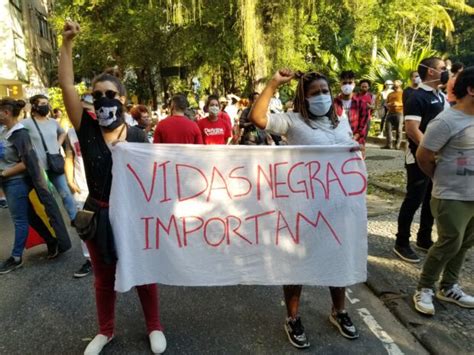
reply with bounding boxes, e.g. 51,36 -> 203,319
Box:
341,84 -> 355,95
414,77 -> 422,85
307,94 -> 332,117
209,106 -> 220,116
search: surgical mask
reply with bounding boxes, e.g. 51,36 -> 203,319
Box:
93,97 -> 124,129
341,84 -> 355,95
35,104 -> 50,117
414,77 -> 422,85
307,94 -> 332,117
209,106 -> 220,116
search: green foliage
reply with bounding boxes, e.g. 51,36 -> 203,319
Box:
48,82 -> 88,128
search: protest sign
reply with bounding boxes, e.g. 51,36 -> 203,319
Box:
110,144 -> 367,292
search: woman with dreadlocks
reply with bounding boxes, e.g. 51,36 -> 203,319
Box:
249,69 -> 361,349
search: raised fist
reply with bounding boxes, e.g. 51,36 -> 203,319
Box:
272,68 -> 294,86
62,20 -> 80,42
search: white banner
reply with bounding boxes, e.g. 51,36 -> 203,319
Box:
110,144 -> 368,292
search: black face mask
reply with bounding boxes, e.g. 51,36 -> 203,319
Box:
93,97 -> 124,130
35,104 -> 50,117
440,70 -> 449,85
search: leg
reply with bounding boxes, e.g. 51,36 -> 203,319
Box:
47,171 -> 78,221
329,287 -> 346,312
136,284 -> 163,333
3,179 -> 30,258
418,199 -> 470,290
329,287 -> 359,339
396,163 -> 430,247
417,181 -> 434,246
283,285 -> 302,318
395,114 -> 403,150
385,115 -> 393,147
85,239 -> 116,337
439,202 -> 474,289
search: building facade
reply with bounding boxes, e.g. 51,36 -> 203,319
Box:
0,0 -> 56,99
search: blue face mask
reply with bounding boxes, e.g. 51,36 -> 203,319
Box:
307,94 -> 332,117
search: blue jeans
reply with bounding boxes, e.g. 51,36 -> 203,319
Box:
3,178 -> 30,257
47,171 -> 77,221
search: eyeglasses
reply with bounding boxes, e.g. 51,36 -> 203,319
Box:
91,90 -> 118,101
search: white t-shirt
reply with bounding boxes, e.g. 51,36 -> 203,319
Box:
265,111 -> 356,146
421,107 -> 474,201
67,128 -> 89,206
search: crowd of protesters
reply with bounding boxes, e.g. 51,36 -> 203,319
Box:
0,18 -> 473,355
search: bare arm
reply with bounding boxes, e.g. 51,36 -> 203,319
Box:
249,69 -> 294,129
1,162 -> 26,178
58,132 -> 67,146
416,146 -> 436,178
58,21 -> 82,131
405,120 -> 424,146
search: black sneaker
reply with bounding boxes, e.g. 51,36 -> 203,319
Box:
414,241 -> 433,253
284,317 -> 310,349
393,245 -> 420,263
0,199 -> 8,209
329,311 -> 359,339
0,257 -> 23,274
74,260 -> 92,278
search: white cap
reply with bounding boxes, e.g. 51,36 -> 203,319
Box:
384,80 -> 394,85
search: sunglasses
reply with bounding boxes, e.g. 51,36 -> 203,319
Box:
92,90 -> 118,101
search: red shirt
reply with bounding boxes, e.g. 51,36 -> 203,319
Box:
218,111 -> 232,130
334,94 -> 369,145
197,117 -> 231,145
153,115 -> 203,144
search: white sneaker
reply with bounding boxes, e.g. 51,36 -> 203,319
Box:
149,330 -> 167,354
413,288 -> 435,315
84,334 -> 113,355
436,284 -> 474,308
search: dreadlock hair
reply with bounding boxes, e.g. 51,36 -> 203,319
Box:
293,71 -> 339,129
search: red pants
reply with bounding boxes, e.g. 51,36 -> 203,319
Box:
86,240 -> 162,337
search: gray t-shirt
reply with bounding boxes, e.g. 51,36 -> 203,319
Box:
265,111 -> 356,146
421,107 -> 474,201
22,117 -> 64,170
0,124 -> 27,181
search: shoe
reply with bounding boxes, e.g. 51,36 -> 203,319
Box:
149,330 -> 167,354
0,256 -> 23,274
0,199 -> 8,208
84,334 -> 113,355
413,288 -> 435,315
393,245 -> 420,263
47,242 -> 59,260
74,260 -> 92,278
414,241 -> 433,253
284,316 -> 310,349
329,311 -> 359,339
436,284 -> 474,308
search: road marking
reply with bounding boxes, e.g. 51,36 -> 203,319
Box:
345,288 -> 360,304
357,307 -> 404,355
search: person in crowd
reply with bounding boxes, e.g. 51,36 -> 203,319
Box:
124,103 -> 136,126
0,188 -> 7,208
153,94 -> 203,144
240,92 -> 265,145
22,95 -> 78,224
384,80 -> 404,150
198,95 -> 232,145
59,20 -> 166,355
53,108 -> 63,121
224,94 -> 240,121
269,91 -> 283,113
356,80 -> 376,138
403,71 -> 421,106
66,94 -> 94,278
0,98 -> 71,273
131,105 -> 151,132
334,70 -> 369,157
284,99 -> 294,112
377,80 -> 394,137
447,62 -> 464,106
393,57 -> 449,263
250,69 -> 362,349
413,67 -> 474,315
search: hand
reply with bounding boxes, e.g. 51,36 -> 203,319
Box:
63,20 -> 80,42
68,182 -> 81,194
271,69 -> 294,86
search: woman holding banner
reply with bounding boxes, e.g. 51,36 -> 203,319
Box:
59,21 -> 166,355
250,69 -> 361,349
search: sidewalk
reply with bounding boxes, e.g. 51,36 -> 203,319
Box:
366,180 -> 474,355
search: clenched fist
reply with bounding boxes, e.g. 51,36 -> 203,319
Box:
62,20 -> 80,42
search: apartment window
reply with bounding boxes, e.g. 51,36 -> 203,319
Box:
13,32 -> 27,59
37,11 -> 49,39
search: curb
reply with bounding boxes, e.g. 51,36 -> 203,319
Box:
366,263 -> 464,355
